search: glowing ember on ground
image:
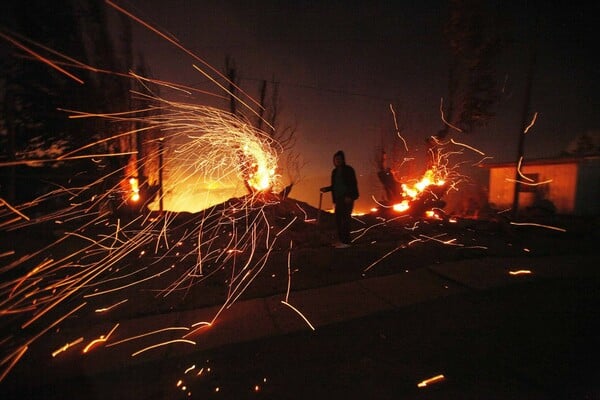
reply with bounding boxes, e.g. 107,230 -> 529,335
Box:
509,269 -> 532,275
417,373 -> 445,387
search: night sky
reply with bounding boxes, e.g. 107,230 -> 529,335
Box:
0,0 -> 586,212
116,1 -> 598,211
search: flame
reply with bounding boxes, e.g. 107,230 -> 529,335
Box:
401,169 -> 445,200
129,177 -> 140,202
392,200 -> 410,212
240,143 -> 277,192
392,168 -> 446,213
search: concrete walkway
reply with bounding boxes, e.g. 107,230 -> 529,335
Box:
4,251 -> 598,399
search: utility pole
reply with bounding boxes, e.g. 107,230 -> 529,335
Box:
158,138 -> 164,214
512,26 -> 538,220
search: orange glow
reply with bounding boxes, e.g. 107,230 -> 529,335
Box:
401,169 -> 445,199
393,200 -> 410,212
129,177 -> 140,202
242,144 -> 276,192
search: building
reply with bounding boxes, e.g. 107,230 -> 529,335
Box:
484,155 -> 600,216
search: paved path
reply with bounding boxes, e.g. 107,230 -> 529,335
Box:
3,252 -> 599,399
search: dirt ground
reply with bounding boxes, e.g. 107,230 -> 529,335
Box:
1,197 -> 598,399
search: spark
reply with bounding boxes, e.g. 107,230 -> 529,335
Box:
0,346 -> 28,383
0,31 -> 84,84
404,221 -> 421,231
0,2 -> 288,385
524,112 -> 538,133
417,374 -> 445,387
94,299 -> 128,313
285,241 -> 293,303
516,156 -> 534,182
450,139 -> 485,155
106,327 -> 190,348
105,0 -> 269,127
439,98 -> 463,133
131,339 -> 196,357
472,155 -> 494,166
185,322 -> 212,339
419,233 -> 463,246
363,245 -> 402,273
389,104 -> 409,152
184,365 -> 196,374
0,301 -> 85,382
281,300 -> 315,331
509,222 -> 566,232
505,178 -> 553,186
83,323 -> 119,353
0,197 -> 30,221
295,203 -> 309,220
509,270 -> 532,275
52,337 -> 84,357
83,267 -> 173,298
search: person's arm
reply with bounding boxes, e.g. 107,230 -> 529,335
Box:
321,169 -> 334,193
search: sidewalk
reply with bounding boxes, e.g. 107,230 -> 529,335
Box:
4,251 -> 598,399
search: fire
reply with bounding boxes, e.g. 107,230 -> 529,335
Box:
129,177 -> 140,202
127,101 -> 281,213
393,200 -> 410,213
401,169 -> 445,199
392,168 -> 446,214
240,142 -> 277,192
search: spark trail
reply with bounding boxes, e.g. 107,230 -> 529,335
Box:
0,91 -> 294,381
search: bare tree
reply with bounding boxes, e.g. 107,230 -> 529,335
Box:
223,57 -> 301,197
438,0 -> 507,139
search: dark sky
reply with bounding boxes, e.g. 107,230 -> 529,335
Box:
115,0 -> 598,210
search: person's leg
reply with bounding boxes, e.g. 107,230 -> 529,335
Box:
334,203 -> 344,244
339,200 -> 353,244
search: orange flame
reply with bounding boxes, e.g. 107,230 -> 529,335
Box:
392,168 -> 445,213
129,177 -> 140,202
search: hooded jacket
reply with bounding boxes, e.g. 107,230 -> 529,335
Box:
329,164 -> 359,203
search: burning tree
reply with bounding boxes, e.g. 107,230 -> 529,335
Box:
223,56 -> 299,198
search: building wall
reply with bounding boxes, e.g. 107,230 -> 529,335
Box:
575,158 -> 600,215
488,163 -> 578,214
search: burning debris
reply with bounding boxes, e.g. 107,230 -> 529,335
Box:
375,144 -> 457,220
